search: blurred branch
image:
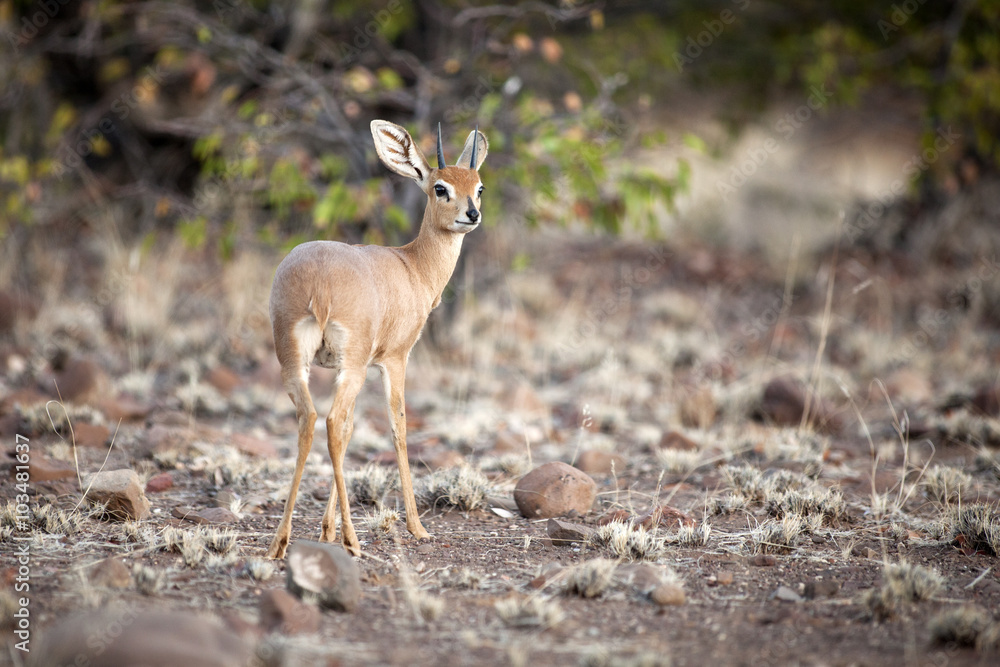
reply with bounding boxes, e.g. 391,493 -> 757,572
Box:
450,1 -> 599,27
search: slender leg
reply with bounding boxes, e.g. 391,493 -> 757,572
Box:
319,373 -> 343,544
267,368 -> 316,559
381,358 -> 430,541
321,369 -> 364,555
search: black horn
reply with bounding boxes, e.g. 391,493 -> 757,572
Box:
470,124 -> 479,168
436,122 -> 446,168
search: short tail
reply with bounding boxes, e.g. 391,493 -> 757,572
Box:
307,297 -> 331,332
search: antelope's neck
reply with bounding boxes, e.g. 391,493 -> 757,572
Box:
398,207 -> 465,305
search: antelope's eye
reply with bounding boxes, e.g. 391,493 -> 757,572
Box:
477,185 -> 484,198
434,184 -> 448,199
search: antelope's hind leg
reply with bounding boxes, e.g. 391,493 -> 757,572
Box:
320,367 -> 365,555
267,366 -> 317,559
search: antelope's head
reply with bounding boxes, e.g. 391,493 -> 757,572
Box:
371,120 -> 489,234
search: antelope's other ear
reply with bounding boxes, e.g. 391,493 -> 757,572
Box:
456,129 -> 488,171
370,120 -> 432,187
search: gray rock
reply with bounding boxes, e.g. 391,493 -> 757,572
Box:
774,585 -> 803,602
547,518 -> 594,545
286,540 -> 361,612
30,610 -> 250,667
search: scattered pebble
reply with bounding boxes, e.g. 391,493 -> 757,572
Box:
650,583 -> 686,606
575,450 -> 626,475
259,588 -> 320,635
547,518 -> 595,545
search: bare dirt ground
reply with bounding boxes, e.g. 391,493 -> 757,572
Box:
3,215 -> 1000,666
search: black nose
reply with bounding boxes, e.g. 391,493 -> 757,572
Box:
467,208 -> 479,222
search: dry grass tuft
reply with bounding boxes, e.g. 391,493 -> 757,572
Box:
162,526 -> 207,567
415,466 -> 492,511
440,567 -> 482,589
132,564 -> 165,596
204,527 -> 238,555
923,465 -> 973,504
863,559 -> 944,620
563,558 -> 618,598
580,649 -> 673,667
672,522 -> 711,547
347,464 -> 399,507
709,493 -> 749,515
928,606 -> 992,646
121,520 -> 158,548
245,558 -> 276,582
721,464 -> 806,502
495,595 -> 565,628
366,507 -> 400,536
750,515 -> 803,554
479,453 -> 531,477
592,522 -> 665,562
951,503 -> 1000,555
765,487 -> 846,524
655,449 -> 701,474
978,622 -> 1000,656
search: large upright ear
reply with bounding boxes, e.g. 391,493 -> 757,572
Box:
456,129 -> 488,171
370,120 -> 432,187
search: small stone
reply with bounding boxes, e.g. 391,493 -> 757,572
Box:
53,357 -> 109,405
884,368 -> 932,405
259,588 -> 320,635
575,450 -> 626,475
529,562 -> 564,589
74,422 -> 110,448
751,554 -> 777,567
658,430 -> 700,451
32,610 -> 250,666
418,448 -> 466,470
84,469 -> 150,520
172,507 -> 239,525
230,433 -> 278,459
546,519 -> 594,545
145,472 -> 174,493
87,558 -> 131,588
598,509 -> 633,525
513,461 -> 596,519
617,564 -> 664,595
716,571 -> 734,586
650,583 -> 686,606
774,585 -> 802,602
286,540 -> 361,612
803,579 -> 840,599
27,455 -> 76,482
206,366 -> 242,396
637,505 -> 696,530
679,387 -> 716,429
98,396 -> 152,422
760,375 -> 841,432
